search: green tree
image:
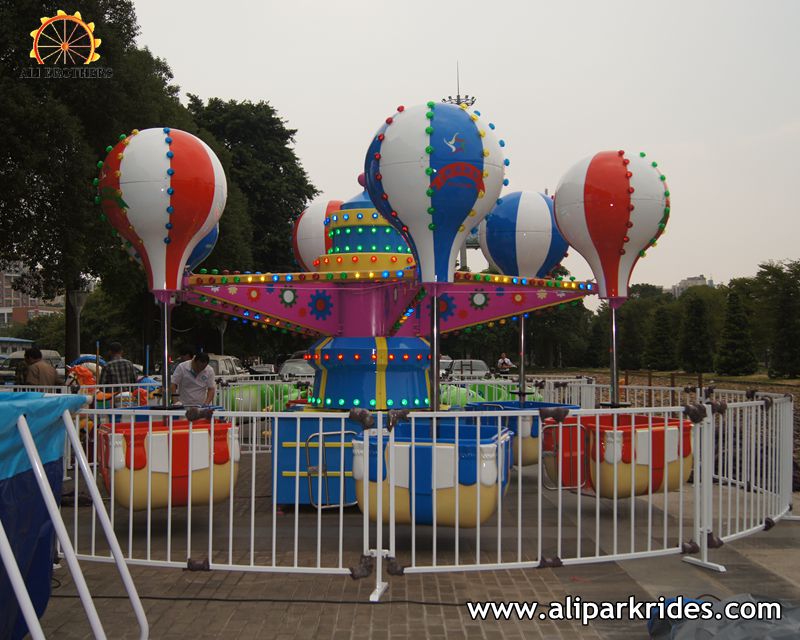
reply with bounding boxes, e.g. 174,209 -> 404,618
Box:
186,96 -> 318,272
0,1 -> 195,362
585,308 -> 610,368
10,313 -> 66,353
756,261 -> 800,378
715,290 -> 758,375
617,300 -> 650,370
643,304 -> 678,370
678,295 -> 714,373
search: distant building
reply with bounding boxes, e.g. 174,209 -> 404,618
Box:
0,264 -> 64,326
671,275 -> 715,298
0,336 -> 33,356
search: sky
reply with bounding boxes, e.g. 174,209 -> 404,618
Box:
135,0 -> 800,297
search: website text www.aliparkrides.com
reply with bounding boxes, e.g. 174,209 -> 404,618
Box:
466,595 -> 781,626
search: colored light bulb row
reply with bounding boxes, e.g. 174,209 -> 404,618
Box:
327,245 -> 412,253
191,268 -> 415,285
452,272 -> 594,291
325,211 -> 381,225
309,352 -> 429,362
310,397 -> 429,408
192,299 -> 317,336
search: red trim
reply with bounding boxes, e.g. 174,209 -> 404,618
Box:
430,162 -> 485,193
583,151 -> 632,298
166,130 -> 216,289
323,200 -> 343,255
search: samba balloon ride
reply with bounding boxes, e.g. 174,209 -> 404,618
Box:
93,105 -> 672,514
96,127 -> 227,404
554,150 -> 670,405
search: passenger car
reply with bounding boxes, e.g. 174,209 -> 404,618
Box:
277,358 -> 315,380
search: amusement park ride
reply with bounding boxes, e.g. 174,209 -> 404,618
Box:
94,98 -> 685,519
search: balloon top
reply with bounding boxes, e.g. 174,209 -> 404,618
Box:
553,150 -> 670,302
364,102 -> 505,282
96,127 -> 227,294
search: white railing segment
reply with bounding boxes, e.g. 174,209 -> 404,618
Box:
57,387 -> 794,603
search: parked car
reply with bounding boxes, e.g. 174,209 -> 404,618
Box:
447,359 -> 491,379
205,354 -> 249,382
151,354 -> 248,385
277,358 -> 315,380
248,363 -> 276,375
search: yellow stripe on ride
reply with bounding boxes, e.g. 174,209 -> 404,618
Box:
314,337 -> 333,401
420,337 -> 432,408
375,337 -> 388,409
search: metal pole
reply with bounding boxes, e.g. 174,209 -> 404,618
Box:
430,286 -> 440,414
162,300 -> 172,408
518,313 -> 527,407
610,305 -> 619,406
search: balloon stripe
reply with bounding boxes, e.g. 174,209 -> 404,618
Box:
582,151 -> 631,298
536,192 -> 567,278
167,130 -> 215,288
554,155 -> 605,294
486,191 -> 521,274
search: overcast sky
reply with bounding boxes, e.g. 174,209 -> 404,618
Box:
135,0 -> 799,295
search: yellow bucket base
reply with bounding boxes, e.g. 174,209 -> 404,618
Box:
513,437 -> 539,466
543,456 -> 692,499
355,480 -> 501,527
109,462 -> 239,510
591,455 -> 692,499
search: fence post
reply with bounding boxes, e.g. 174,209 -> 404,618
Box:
370,411 -> 388,602
683,406 -> 726,572
669,373 -> 676,406
780,399 -> 798,520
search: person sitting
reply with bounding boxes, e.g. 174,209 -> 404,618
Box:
497,352 -> 515,373
99,341 -> 138,387
170,352 -> 216,406
23,347 -> 60,386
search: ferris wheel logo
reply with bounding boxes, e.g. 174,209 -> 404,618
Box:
29,10 -> 101,65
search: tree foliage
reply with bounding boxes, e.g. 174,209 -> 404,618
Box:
187,96 -> 318,272
643,304 -> 678,370
715,290 -> 758,376
678,295 -> 714,373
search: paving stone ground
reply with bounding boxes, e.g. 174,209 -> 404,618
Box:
39,511 -> 800,639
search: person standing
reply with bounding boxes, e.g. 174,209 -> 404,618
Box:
23,347 -> 60,386
170,352 -> 216,406
99,342 -> 138,386
497,352 -> 514,373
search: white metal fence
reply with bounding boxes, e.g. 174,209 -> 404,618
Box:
41,386 -> 793,601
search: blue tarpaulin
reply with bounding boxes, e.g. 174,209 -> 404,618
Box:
0,392 -> 87,640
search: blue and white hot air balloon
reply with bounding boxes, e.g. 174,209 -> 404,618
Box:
186,223 -> 219,272
479,192 -> 568,278
365,101 -> 506,282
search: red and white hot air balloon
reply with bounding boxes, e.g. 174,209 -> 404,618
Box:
553,150 -> 670,307
292,198 -> 343,271
96,127 -> 227,299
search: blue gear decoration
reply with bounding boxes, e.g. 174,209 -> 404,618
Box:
432,292 -> 456,321
308,290 -> 333,321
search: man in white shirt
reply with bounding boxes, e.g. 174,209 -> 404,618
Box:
170,352 -> 216,406
497,352 -> 514,373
